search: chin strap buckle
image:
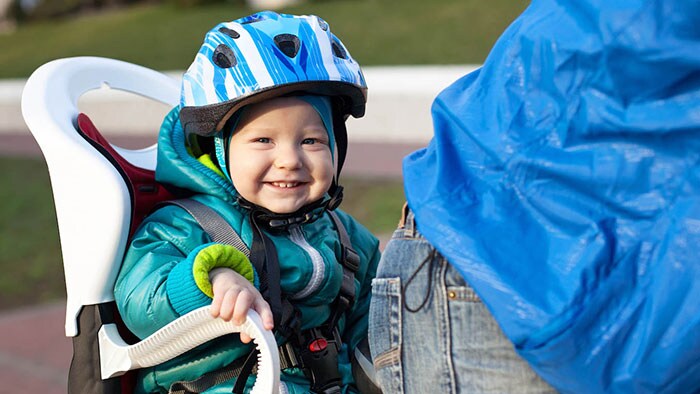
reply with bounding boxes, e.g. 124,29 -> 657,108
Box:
327,185 -> 344,211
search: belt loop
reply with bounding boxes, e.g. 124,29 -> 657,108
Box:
398,202 -> 409,229
404,205 -> 417,238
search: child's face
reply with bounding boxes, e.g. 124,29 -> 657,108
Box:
227,97 -> 334,214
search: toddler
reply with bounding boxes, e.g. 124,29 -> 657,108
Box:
115,11 -> 380,394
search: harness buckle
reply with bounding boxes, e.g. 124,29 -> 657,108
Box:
342,246 -> 360,272
339,268 -> 356,308
296,326 -> 343,393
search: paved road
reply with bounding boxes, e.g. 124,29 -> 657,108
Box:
0,302 -> 70,394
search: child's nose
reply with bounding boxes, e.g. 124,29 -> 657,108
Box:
274,145 -> 303,169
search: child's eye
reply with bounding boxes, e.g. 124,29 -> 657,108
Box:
301,138 -> 317,145
255,137 -> 271,143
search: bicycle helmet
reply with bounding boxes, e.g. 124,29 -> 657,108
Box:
179,11 -> 367,138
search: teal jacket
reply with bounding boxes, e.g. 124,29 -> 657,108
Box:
114,108 -> 380,393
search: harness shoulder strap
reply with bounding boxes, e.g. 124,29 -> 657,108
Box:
328,211 -> 360,272
167,198 -> 250,256
326,211 -> 360,327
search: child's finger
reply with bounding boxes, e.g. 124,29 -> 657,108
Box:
210,292 -> 223,317
240,332 -> 253,344
233,290 -> 255,326
219,289 -> 240,321
253,298 -> 274,331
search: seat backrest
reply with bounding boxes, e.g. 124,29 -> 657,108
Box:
21,56 -> 180,337
22,57 -> 280,394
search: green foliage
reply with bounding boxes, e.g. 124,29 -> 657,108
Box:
17,0 -> 146,21
24,0 -> 86,20
5,1 -> 27,24
0,0 -> 529,78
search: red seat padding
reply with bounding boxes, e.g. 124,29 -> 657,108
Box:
76,113 -> 176,238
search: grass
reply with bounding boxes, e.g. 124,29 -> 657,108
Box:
0,156 -> 404,311
0,158 -> 64,310
0,0 -> 528,78
341,177 -> 406,234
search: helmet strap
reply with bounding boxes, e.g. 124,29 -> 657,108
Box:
237,194 -> 330,231
327,182 -> 344,211
331,102 -> 349,177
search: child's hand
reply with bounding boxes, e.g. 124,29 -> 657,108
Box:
209,267 -> 274,343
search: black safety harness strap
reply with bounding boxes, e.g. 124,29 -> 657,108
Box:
249,210 -> 290,331
169,350 -> 259,394
326,211 -> 360,329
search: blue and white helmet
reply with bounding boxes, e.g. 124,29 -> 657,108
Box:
179,11 -> 367,137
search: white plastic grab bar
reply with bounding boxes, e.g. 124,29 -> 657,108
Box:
99,307 -> 279,393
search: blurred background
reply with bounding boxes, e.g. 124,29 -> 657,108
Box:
0,0 -> 526,390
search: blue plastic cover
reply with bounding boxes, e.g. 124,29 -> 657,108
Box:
403,0 -> 700,392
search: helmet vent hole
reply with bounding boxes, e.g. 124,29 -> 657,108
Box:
274,34 -> 300,58
317,17 -> 329,31
331,40 -> 347,59
218,27 -> 240,39
212,44 -> 237,68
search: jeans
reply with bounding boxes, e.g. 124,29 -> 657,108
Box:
368,206 -> 555,393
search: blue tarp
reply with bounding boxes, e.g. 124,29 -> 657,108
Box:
403,0 -> 700,392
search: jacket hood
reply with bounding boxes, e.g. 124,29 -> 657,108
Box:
156,107 -> 238,203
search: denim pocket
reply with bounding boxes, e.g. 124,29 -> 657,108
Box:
368,277 -> 404,393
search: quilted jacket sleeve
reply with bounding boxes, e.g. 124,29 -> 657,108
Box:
114,204 -> 255,339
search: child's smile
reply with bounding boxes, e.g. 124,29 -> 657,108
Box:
263,179 -> 310,195
269,182 -> 303,188
227,97 -> 334,214
266,180 -> 308,191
